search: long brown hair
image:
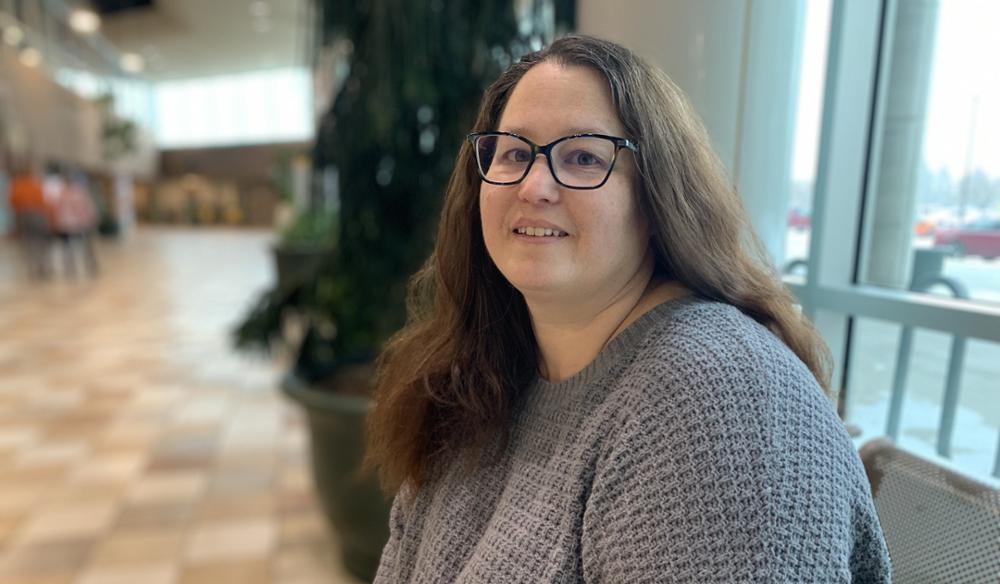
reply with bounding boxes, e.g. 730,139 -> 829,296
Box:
365,34 -> 832,494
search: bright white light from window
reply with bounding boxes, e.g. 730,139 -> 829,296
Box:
69,9 -> 101,34
120,53 -> 145,73
154,68 -> 314,148
19,47 -> 42,68
3,25 -> 23,46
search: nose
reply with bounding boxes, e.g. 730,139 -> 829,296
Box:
516,154 -> 561,205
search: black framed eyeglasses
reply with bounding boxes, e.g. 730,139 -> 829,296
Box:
466,131 -> 639,190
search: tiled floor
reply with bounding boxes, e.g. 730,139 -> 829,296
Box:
0,227 -> 363,584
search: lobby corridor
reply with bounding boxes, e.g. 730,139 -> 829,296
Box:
0,228 -> 361,584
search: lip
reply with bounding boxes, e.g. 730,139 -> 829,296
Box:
510,218 -> 570,236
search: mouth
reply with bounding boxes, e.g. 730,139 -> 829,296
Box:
512,226 -> 569,238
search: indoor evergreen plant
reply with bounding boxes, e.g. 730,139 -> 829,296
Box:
233,0 -> 573,580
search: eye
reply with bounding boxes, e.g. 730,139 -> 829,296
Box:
500,147 -> 532,163
563,149 -> 605,167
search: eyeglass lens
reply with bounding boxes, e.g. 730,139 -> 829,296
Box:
474,134 -> 616,188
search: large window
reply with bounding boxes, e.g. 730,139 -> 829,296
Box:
858,0 -> 1000,306
781,0 -> 832,279
791,0 -> 1000,481
154,67 -> 313,148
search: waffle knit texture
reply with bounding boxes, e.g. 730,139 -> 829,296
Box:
373,297 -> 892,583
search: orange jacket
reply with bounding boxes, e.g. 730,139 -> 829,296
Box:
9,176 -> 52,224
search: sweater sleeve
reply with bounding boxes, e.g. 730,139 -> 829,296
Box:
579,351 -> 890,583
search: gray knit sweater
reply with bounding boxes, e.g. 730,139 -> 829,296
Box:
374,298 -> 891,583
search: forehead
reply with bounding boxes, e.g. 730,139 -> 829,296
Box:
498,62 -> 624,139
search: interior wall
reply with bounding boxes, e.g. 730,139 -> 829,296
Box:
0,50 -> 157,178
152,142 -> 308,227
159,142 -> 308,180
577,0 -> 747,172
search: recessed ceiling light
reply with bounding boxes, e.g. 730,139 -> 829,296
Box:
120,52 -> 145,73
250,1 -> 270,18
19,47 -> 42,68
69,8 -> 101,34
3,25 -> 24,46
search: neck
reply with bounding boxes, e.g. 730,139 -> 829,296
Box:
526,256 -> 687,382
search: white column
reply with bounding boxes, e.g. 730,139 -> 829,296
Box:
733,1 -> 806,264
861,0 -> 939,288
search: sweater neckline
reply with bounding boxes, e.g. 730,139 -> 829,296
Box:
524,294 -> 700,412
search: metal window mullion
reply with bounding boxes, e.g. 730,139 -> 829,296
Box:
801,0 -> 885,411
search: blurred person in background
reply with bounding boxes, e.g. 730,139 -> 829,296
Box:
367,35 -> 890,582
8,157 -> 52,279
50,166 -> 100,278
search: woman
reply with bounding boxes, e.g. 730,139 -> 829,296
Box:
366,35 -> 891,582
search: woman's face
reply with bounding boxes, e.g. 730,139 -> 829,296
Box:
479,62 -> 651,306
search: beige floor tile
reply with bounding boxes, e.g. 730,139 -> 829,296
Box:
0,486 -> 49,519
86,528 -> 183,568
73,564 -> 176,584
0,429 -> 39,452
206,468 -> 273,499
12,443 -> 90,470
177,559 -> 270,584
125,472 -> 206,505
182,519 -> 275,564
0,230 -> 360,584
112,501 -> 195,531
68,454 -> 146,486
194,493 -> 273,523
0,538 -> 94,580
0,519 -> 20,547
46,484 -> 127,506
14,501 -> 118,545
278,512 -> 330,548
97,423 -> 161,449
0,467 -> 68,487
274,543 -> 364,584
215,448 -> 278,472
0,576 -> 75,584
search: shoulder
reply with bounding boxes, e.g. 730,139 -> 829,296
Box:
619,299 -> 820,405
582,300 -> 888,579
605,299 -> 854,479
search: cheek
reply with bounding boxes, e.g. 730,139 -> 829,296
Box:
478,188 -> 504,250
478,189 -> 493,231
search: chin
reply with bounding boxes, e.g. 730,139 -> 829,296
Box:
505,272 -> 571,298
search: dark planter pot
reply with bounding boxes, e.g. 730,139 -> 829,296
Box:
272,245 -> 331,294
282,372 -> 390,582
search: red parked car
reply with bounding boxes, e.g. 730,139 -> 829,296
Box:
934,218 -> 1000,259
787,208 -> 811,231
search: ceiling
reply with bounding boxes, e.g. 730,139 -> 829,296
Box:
95,0 -> 311,81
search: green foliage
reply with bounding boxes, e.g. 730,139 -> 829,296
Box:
307,0 -> 525,363
234,0 -> 574,382
95,93 -> 137,161
280,208 -> 339,247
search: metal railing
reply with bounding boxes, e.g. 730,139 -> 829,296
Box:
787,248 -> 1000,479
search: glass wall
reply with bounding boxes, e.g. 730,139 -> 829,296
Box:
858,0 -> 1000,307
795,0 -> 1000,480
154,68 -> 314,148
781,0 -> 832,280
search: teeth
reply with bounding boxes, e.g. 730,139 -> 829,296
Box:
515,226 -> 565,237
